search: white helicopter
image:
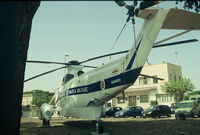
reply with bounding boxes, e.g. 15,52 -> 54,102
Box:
25,1 -> 200,134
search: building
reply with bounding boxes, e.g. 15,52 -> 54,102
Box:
22,94 -> 33,106
111,62 -> 182,109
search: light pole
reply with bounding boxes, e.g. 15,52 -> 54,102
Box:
64,54 -> 69,75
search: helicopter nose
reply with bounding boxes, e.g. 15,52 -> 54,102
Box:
40,103 -> 53,120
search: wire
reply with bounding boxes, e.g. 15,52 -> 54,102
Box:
111,18 -> 130,50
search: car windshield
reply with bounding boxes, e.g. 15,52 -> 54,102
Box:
105,108 -> 110,111
147,106 -> 157,111
171,103 -> 178,109
177,102 -> 193,108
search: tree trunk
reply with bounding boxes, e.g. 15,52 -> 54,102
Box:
0,2 -> 40,135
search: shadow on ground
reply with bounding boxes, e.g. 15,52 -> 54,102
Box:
20,118 -> 200,135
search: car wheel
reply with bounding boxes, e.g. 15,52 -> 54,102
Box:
191,113 -> 195,118
175,113 -> 185,120
167,113 -> 171,117
198,112 -> 200,117
133,116 -> 136,118
152,115 -> 157,118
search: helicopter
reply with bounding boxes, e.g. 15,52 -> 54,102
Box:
25,1 -> 200,134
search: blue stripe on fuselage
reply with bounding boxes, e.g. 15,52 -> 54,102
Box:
126,37 -> 143,71
68,67 -> 143,96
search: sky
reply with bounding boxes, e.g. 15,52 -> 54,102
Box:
24,1 -> 200,92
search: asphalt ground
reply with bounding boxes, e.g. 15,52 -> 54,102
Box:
20,115 -> 200,135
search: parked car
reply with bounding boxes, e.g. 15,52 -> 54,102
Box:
175,100 -> 200,120
142,105 -> 171,118
102,107 -> 122,117
114,106 -> 143,118
170,103 -> 178,114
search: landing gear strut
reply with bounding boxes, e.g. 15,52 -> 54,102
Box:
96,120 -> 104,134
91,119 -> 109,135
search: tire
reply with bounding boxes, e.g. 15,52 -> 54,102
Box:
167,113 -> 171,117
42,118 -> 50,126
98,125 -> 104,134
191,113 -> 195,118
152,115 -> 157,118
198,112 -> 200,117
175,113 -> 185,120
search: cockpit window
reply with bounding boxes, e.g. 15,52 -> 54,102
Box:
78,71 -> 84,76
62,74 -> 74,84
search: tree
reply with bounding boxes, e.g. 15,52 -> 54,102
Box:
0,2 -> 40,135
25,90 -> 54,107
32,90 -> 54,107
161,78 -> 195,102
176,0 -> 200,13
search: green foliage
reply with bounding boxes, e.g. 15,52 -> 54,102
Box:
24,90 -> 54,107
161,78 -> 195,102
188,90 -> 200,95
176,0 -> 200,13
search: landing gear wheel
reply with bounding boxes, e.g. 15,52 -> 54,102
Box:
96,120 -> 104,134
91,119 -> 109,135
42,118 -> 50,126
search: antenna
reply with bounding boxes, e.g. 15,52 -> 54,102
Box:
175,52 -> 179,65
64,54 -> 69,74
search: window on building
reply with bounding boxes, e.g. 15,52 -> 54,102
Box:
156,94 -> 173,103
140,95 -> 148,103
174,75 -> 176,81
170,74 -> 172,80
117,96 -> 125,104
153,75 -> 158,83
139,77 -> 148,85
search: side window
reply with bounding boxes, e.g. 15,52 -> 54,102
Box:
62,74 -> 74,85
158,106 -> 163,110
131,107 -> 136,110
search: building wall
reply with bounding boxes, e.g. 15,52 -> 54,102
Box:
111,62 -> 182,109
22,94 -> 33,106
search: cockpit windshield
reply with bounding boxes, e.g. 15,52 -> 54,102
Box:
62,74 -> 74,84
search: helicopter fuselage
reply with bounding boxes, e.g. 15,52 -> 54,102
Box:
55,7 -> 169,120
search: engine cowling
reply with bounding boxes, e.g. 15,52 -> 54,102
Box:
40,103 -> 53,120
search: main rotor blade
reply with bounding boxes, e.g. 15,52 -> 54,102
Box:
24,65 -> 67,82
139,74 -> 164,80
80,50 -> 129,64
83,65 -> 98,68
153,39 -> 199,48
80,39 -> 198,64
114,1 -> 126,7
26,60 -> 69,65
